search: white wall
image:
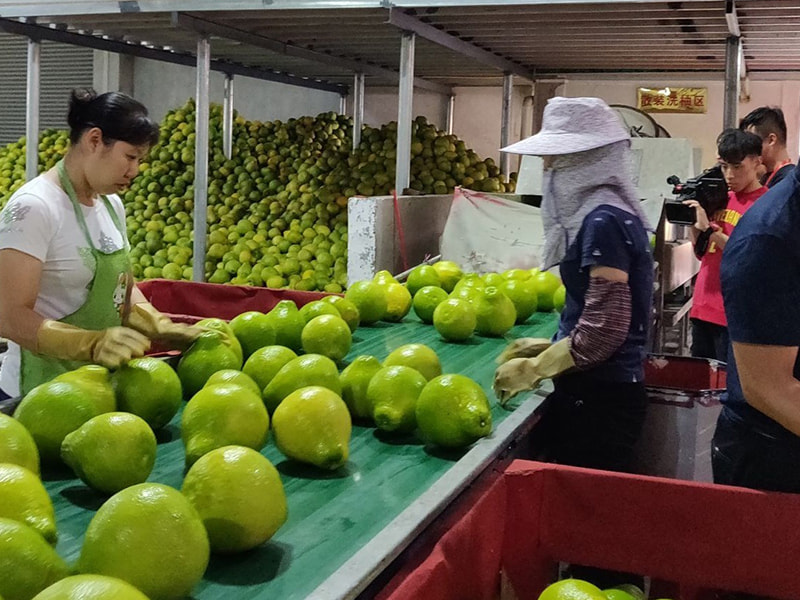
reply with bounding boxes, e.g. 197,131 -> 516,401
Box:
132,57 -> 340,123
360,86 -> 448,131
356,84 -> 532,167
563,78 -> 800,169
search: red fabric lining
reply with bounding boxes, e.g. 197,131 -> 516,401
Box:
381,461 -> 800,600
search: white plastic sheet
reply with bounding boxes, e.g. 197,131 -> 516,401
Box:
440,187 -> 544,274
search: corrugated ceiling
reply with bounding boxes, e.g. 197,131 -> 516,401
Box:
1,1 -> 797,91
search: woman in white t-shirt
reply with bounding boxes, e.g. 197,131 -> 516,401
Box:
0,89 -> 201,400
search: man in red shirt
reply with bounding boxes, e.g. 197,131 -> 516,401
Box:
739,106 -> 794,189
684,129 -> 767,363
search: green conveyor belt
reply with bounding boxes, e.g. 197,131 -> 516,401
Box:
45,312 -> 560,600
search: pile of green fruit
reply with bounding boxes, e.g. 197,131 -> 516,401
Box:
0,101 -> 514,292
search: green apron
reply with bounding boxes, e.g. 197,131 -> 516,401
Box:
20,160 -> 132,395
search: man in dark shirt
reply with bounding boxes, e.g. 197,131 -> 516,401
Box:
716,163 -> 800,492
739,106 -> 794,188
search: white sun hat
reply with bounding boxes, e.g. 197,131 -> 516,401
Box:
501,96 -> 630,156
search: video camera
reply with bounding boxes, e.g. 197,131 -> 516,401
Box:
664,165 -> 728,225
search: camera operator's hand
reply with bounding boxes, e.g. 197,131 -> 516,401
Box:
682,199 -> 710,230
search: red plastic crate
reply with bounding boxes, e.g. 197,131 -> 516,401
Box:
380,461 -> 800,600
137,279 -> 333,324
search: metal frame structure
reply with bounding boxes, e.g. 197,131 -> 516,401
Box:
2,0 -> 787,282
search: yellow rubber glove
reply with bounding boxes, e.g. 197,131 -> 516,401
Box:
125,302 -> 204,349
496,337 -> 553,364
36,320 -> 151,369
493,338 -> 576,406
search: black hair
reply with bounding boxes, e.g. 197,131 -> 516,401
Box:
717,128 -> 762,164
67,88 -> 160,147
739,106 -> 787,145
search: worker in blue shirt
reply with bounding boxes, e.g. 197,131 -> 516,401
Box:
716,164 -> 800,492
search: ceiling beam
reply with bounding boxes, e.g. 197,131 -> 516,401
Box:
0,17 -> 347,94
386,8 -> 534,80
173,12 -> 452,95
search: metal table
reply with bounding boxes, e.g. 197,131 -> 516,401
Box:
45,312 -> 560,600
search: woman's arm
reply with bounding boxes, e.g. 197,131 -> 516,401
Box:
0,249 -> 46,351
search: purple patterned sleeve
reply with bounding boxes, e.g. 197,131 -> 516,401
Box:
570,277 -> 632,368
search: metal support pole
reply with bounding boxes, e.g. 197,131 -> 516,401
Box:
25,39 -> 40,182
339,94 -> 347,115
724,36 -> 741,130
500,73 -> 513,177
352,72 -> 365,151
395,32 -> 415,194
446,94 -> 455,135
222,73 -> 234,160
192,36 -> 211,283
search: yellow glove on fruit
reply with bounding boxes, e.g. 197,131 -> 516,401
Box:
126,302 -> 204,349
496,337 -> 553,364
36,320 -> 151,369
493,338 -> 576,406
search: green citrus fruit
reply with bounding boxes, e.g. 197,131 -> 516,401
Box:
383,343 -> 442,381
14,381 -> 102,464
299,300 -> 340,324
78,483 -> 209,600
474,287 -> 517,337
263,354 -> 341,414
265,301 -> 305,351
368,366 -> 427,433
383,283 -> 412,322
112,357 -> 183,429
177,332 -> 242,399
32,575 -> 149,600
0,518 -> 68,600
204,369 -> 262,397
431,260 -> 462,292
406,265 -> 441,296
195,318 -> 244,365
0,464 -> 57,544
416,374 -> 492,448
272,386 -> 351,470
534,271 -> 562,311
54,365 -> 115,414
182,383 -> 269,466
61,413 -> 157,495
0,414 -> 39,475
553,284 -> 567,312
339,355 -> 383,421
242,346 -> 298,396
538,579 -> 606,600
412,286 -> 448,324
433,298 -> 477,342
183,445 -> 287,554
344,281 -> 387,325
502,268 -> 532,281
229,311 -> 276,359
499,278 -> 538,324
301,314 -> 352,362
482,272 -> 505,288
321,295 -> 360,333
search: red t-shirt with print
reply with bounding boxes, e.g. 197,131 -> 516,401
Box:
690,186 -> 768,327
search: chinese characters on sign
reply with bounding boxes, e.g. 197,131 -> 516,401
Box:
637,87 -> 708,114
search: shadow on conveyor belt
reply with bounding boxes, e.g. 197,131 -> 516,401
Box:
373,429 -> 423,446
276,459 -> 353,480
424,445 -> 468,462
40,462 -> 75,482
204,541 -> 291,586
60,485 -> 107,511
154,424 -> 178,445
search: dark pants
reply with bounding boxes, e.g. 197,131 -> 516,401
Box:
532,372 -> 649,589
712,407 -> 800,493
532,373 -> 649,473
691,318 -> 729,363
